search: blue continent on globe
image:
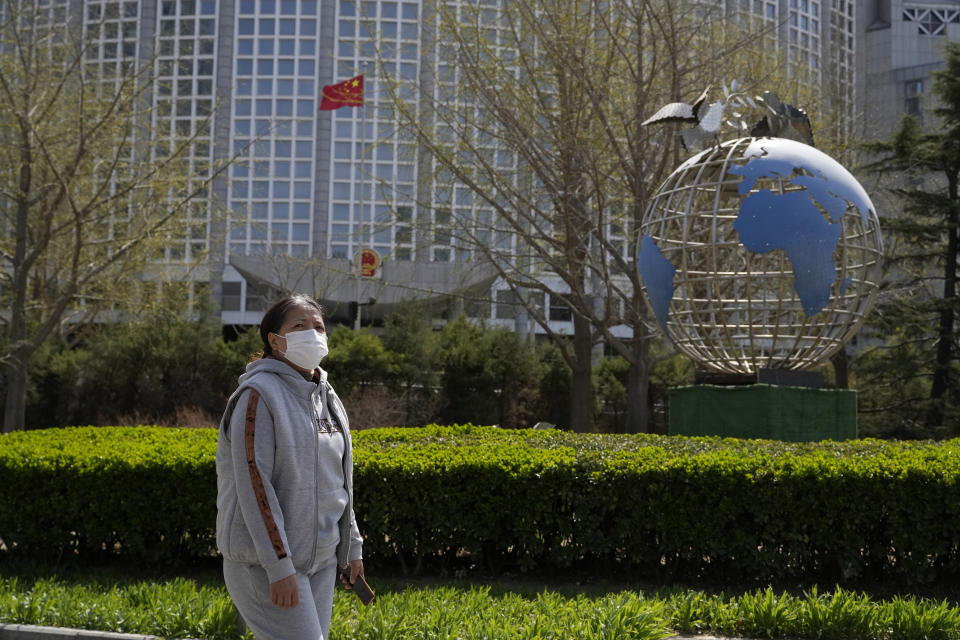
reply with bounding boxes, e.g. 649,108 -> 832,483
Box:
638,138 -> 875,331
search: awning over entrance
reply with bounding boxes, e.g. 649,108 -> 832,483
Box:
226,254 -> 499,323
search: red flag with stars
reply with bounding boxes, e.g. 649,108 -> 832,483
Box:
320,74 -> 364,110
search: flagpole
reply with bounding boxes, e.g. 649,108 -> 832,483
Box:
354,95 -> 364,331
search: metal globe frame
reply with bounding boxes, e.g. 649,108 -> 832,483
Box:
638,137 -> 884,375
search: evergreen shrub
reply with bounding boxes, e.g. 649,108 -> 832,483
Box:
2,425 -> 959,584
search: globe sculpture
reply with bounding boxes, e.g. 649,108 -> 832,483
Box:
637,137 -> 883,375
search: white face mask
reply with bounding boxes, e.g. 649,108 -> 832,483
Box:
277,329 -> 328,371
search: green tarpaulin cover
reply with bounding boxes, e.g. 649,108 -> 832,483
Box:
668,384 -> 857,441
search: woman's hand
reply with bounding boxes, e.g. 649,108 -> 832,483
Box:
270,574 -> 299,609
339,559 -> 365,588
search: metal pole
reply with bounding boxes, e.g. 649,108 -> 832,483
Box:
354,81 -> 366,331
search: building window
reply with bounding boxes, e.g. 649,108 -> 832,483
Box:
246,283 -> 269,311
905,79 -> 924,117
496,289 -> 519,319
548,295 -> 572,322
222,281 -> 242,310
902,7 -> 960,36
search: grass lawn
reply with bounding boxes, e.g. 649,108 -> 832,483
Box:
3,557 -> 960,640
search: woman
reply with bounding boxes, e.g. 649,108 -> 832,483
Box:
216,294 -> 365,640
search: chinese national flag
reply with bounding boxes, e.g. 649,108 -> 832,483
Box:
320,74 -> 364,110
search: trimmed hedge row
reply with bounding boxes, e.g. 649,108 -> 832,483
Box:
2,425 -> 959,584
0,427 -> 216,564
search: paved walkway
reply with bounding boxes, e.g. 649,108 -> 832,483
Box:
0,624 -> 193,639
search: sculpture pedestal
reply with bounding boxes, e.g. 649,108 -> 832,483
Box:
668,384 -> 857,441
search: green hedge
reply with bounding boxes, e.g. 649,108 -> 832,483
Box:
2,425 -> 959,584
0,427 -> 216,564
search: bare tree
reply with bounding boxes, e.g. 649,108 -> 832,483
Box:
0,0 -> 228,431
381,0 -> 783,432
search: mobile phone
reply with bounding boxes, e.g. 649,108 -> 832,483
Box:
339,566 -> 376,606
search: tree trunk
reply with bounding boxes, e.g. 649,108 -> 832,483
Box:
831,348 -> 849,389
569,312 -> 594,432
624,318 -> 652,433
3,357 -> 29,433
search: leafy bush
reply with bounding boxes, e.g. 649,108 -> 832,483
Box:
4,425 -> 960,586
0,427 -> 216,564
12,311 -> 259,429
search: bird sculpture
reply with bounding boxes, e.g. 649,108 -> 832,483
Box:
641,86 -> 727,151
749,91 -> 815,147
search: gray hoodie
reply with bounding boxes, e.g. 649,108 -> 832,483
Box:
215,358 -> 363,583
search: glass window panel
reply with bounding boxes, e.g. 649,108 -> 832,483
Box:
276,99 -> 293,116
281,0 -> 296,12
295,162 -> 311,177
257,59 -> 273,74
261,0 -> 275,12
333,204 -> 350,220
294,182 -> 312,198
340,1 -> 355,17
239,18 -> 254,34
278,59 -> 295,74
278,79 -> 294,94
275,161 -> 291,176
256,99 -> 272,115
275,202 -> 289,217
292,223 -> 309,241
259,19 -> 274,34
300,18 -> 316,34
257,79 -> 273,94
253,202 -> 269,218
235,99 -> 252,115
300,40 -> 315,55
294,203 -> 310,218
339,20 -> 354,36
276,140 -> 292,155
296,99 -> 314,116
296,141 -> 312,157
279,18 -> 296,34
296,121 -> 312,136
279,38 -> 295,54
302,0 -> 316,14
298,59 -> 315,75
401,2 -> 417,19
271,223 -> 288,240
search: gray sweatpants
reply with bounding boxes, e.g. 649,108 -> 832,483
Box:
223,559 -> 338,640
